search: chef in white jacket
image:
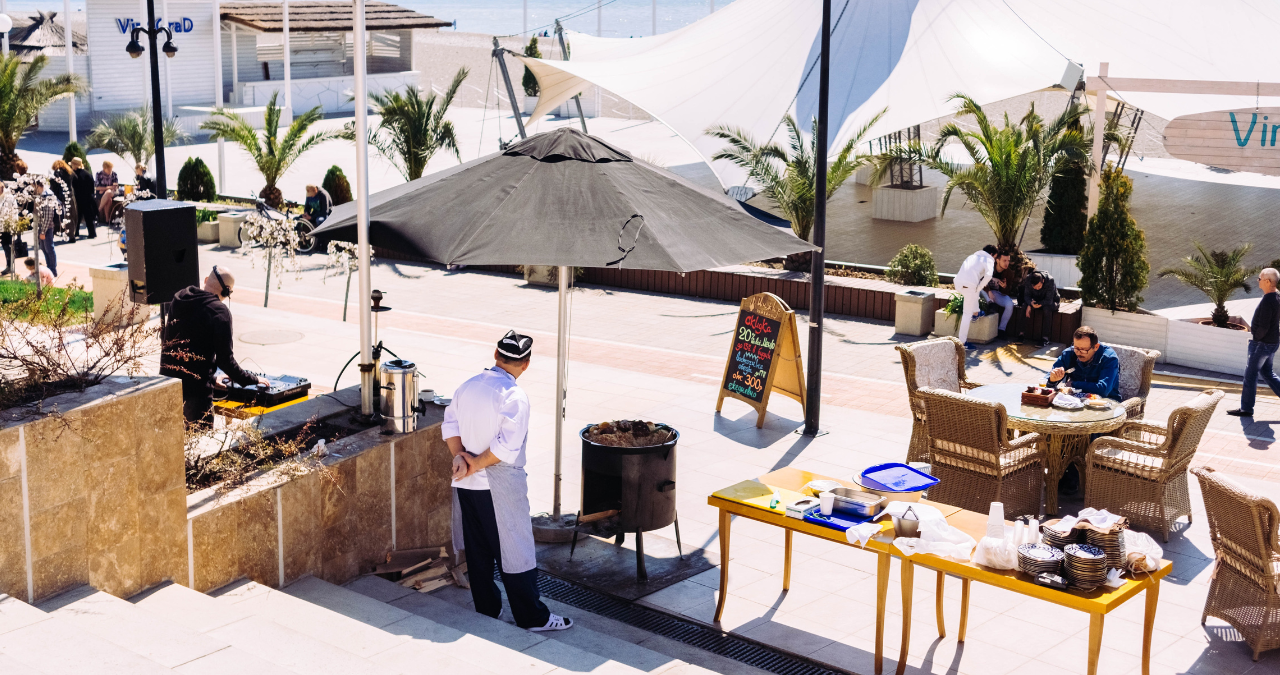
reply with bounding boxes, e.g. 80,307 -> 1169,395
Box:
954,245 -> 999,346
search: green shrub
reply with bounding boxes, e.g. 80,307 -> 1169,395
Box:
944,292 -> 1000,318
175,157 -> 218,202
522,37 -> 541,97
322,165 -> 352,205
195,208 -> 218,223
1078,164 -> 1149,312
62,141 -> 89,172
885,243 -> 939,287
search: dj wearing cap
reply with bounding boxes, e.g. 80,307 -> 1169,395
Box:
444,330 -> 573,632
160,266 -> 269,426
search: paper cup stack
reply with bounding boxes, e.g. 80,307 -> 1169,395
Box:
1063,544 -> 1108,591
1016,543 -> 1064,576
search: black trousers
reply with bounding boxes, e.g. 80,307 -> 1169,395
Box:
1016,304 -> 1058,341
181,378 -> 214,428
456,488 -> 550,628
1,232 -> 10,270
77,199 -> 96,238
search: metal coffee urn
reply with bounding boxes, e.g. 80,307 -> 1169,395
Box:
379,359 -> 422,433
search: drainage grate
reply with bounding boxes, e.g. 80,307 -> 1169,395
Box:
526,572 -> 848,675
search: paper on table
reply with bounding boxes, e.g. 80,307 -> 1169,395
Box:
893,516 -> 977,561
846,522 -> 883,547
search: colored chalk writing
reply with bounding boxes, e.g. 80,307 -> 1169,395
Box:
722,310 -> 781,404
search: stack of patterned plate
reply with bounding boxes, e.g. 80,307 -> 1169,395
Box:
1041,522 -> 1080,549
1017,543 -> 1064,576
1063,544 -> 1108,590
1085,527 -> 1127,570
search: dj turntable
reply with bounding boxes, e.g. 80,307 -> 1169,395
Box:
214,370 -> 311,406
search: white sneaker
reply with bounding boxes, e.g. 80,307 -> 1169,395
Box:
529,613 -> 573,632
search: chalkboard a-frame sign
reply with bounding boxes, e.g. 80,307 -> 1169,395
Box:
716,292 -> 806,428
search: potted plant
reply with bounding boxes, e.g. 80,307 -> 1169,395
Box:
934,292 -> 1000,343
1158,242 -> 1258,330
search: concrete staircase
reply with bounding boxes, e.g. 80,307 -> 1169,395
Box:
0,574 -> 766,675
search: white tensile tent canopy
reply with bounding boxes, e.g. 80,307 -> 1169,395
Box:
518,0 -> 1280,188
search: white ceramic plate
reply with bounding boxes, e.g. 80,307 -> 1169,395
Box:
1052,396 -> 1083,410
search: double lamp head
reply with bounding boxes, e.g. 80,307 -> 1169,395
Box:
126,27 -> 178,59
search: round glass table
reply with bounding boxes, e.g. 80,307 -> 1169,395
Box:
967,383 -> 1126,514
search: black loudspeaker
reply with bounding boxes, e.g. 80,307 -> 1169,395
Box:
126,200 -> 200,304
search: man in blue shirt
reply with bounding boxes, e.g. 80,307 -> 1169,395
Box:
1047,326 -> 1121,401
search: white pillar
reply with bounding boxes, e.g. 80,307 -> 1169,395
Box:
161,0 -> 172,118
63,0 -> 74,141
597,0 -> 601,36
213,7 -> 225,191
651,0 -> 656,36
1087,62 -> 1109,220
2,0 -> 8,56
709,0 -> 714,12
353,0 -> 374,416
523,0 -> 527,36
230,23 -> 238,104
282,0 -> 291,116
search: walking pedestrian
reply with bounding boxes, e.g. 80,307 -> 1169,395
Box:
1228,268 -> 1280,417
954,245 -> 999,347
33,181 -> 59,277
50,160 -> 76,241
444,331 -> 573,632
70,158 -> 97,239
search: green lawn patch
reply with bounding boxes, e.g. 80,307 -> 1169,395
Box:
0,279 -> 94,320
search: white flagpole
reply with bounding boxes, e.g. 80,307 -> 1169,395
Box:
353,0 -> 374,416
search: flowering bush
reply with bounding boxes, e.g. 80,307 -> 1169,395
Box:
239,211 -> 302,306
325,240 -> 372,321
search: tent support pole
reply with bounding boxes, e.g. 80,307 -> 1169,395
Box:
1087,62 -> 1108,220
354,0 -> 376,417
493,37 -> 527,140
555,20 -> 589,134
803,0 -> 830,437
553,265 -> 569,521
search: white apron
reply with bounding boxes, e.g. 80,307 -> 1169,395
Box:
451,462 -> 538,574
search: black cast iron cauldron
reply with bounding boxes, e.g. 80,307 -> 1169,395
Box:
571,424 -> 681,582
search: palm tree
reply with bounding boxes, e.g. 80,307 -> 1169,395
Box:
706,108 -> 886,270
0,53 -> 85,178
870,93 -> 1091,256
85,104 -> 187,168
340,68 -> 467,181
1158,242 -> 1259,328
200,92 -> 339,206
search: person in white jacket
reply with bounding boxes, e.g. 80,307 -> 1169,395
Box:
954,245 -> 999,346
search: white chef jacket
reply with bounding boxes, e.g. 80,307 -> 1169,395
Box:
955,250 -> 995,290
442,367 -> 530,490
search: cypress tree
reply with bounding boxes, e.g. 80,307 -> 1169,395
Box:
322,165 -> 352,205
1040,162 -> 1088,254
175,157 -> 218,202
62,141 -> 89,172
522,37 -> 541,97
1078,164 -> 1149,312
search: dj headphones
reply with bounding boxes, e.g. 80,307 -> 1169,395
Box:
212,265 -> 232,298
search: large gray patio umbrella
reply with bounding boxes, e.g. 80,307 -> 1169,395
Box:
314,127 -> 815,525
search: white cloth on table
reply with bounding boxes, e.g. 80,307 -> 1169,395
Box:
442,367 -> 531,490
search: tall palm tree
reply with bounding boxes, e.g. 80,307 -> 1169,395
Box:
0,53 -> 84,178
1158,242 -> 1259,328
340,68 -> 467,181
870,93 -> 1091,255
200,92 -> 339,206
85,104 -> 188,168
706,108 -> 886,270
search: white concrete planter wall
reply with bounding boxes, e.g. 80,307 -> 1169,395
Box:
523,95 -> 539,115
872,186 -> 938,222
1026,251 -> 1082,288
1081,306 -> 1169,362
933,309 -> 999,344
1165,319 -> 1250,377
854,165 -> 887,186
240,71 -> 419,115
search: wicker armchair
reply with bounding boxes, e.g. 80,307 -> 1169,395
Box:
1084,388 -> 1224,541
1109,343 -> 1161,420
1192,466 -> 1280,661
896,337 -> 984,464
916,388 -> 1043,518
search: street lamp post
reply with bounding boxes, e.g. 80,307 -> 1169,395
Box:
125,0 -> 177,198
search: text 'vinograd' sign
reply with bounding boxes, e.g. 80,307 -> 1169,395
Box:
1163,107 -> 1280,176
115,17 -> 196,35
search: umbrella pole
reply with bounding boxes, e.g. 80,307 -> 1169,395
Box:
553,265 -> 568,520
353,0 -> 376,420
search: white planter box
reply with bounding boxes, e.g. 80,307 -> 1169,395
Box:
1026,251 -> 1082,288
523,95 -> 539,115
197,220 -> 219,244
1165,318 -> 1251,377
1081,306 -> 1169,362
90,263 -> 148,326
872,186 -> 938,222
933,309 -> 998,344
895,290 -> 936,336
854,165 -> 887,186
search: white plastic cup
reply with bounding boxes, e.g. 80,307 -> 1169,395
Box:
819,491 -> 835,516
987,502 -> 1006,538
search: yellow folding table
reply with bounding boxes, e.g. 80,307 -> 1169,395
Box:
708,468 -> 1171,675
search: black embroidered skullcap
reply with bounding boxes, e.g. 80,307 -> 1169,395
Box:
497,330 -> 533,359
